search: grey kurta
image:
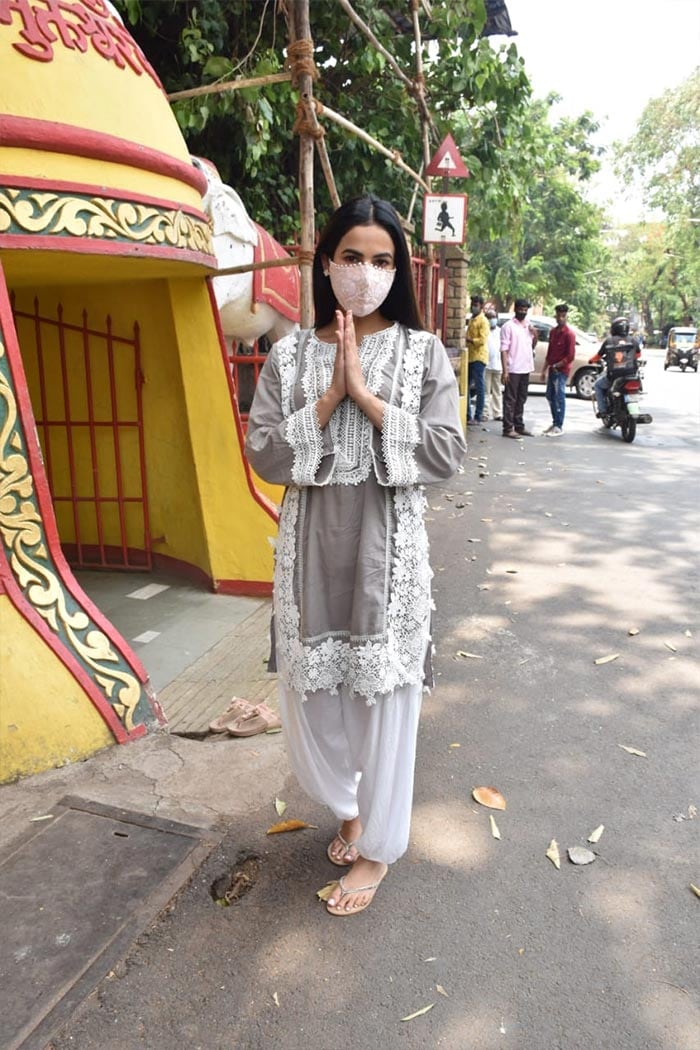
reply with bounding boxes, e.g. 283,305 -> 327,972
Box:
245,323 -> 466,703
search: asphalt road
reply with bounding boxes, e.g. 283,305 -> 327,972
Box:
53,351 -> 699,1050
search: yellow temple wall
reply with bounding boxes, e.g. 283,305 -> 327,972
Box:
11,278 -> 275,589
0,595 -> 113,782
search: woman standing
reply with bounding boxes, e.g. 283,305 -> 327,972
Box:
245,196 -> 465,916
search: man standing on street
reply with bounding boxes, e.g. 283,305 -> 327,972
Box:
500,298 -> 536,438
485,308 -> 503,422
466,294 -> 490,426
541,303 -> 576,436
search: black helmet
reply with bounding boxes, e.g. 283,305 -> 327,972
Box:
610,317 -> 629,337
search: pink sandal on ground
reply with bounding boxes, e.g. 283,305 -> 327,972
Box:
326,830 -> 360,867
226,703 -> 281,737
208,697 -> 257,733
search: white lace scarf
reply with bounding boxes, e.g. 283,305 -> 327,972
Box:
273,326 -> 434,703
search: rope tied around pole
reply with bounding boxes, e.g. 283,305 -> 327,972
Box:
293,96 -> 325,139
296,247 -> 315,266
286,38 -> 319,87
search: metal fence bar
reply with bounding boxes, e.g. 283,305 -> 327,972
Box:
105,314 -> 129,567
133,321 -> 152,569
81,308 -> 106,566
56,302 -> 84,564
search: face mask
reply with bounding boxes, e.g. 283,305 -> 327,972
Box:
328,260 -> 396,317
489,318 -> 498,329
515,310 -> 528,321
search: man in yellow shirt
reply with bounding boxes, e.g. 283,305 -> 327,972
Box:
466,294 -> 490,425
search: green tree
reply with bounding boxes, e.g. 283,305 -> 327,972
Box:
464,96 -> 607,325
616,67 -> 700,324
114,0 -> 532,239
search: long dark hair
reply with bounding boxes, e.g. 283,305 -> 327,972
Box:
312,195 -> 424,331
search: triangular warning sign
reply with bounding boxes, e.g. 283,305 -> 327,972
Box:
426,134 -> 469,178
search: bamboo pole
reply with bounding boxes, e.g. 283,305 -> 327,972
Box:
213,256 -> 300,278
336,0 -> 414,93
337,0 -> 437,135
288,0 -> 315,328
411,0 -> 434,330
319,104 -> 430,192
167,71 -> 292,102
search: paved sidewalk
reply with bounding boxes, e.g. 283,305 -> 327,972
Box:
0,599 -> 285,853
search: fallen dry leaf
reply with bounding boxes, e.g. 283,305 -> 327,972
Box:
477,584 -> 491,591
505,568 -> 518,574
588,825 -> 605,843
274,797 -> 287,817
568,846 -> 596,865
489,815 -> 502,840
436,985 -> 449,998
664,641 -> 677,653
468,537 -> 482,543
690,884 -> 700,899
316,881 -> 339,902
594,653 -> 620,665
457,651 -> 483,659
618,744 -> 647,758
628,628 -> 640,636
401,1004 -> 435,1022
473,786 -> 507,810
546,839 -> 561,869
266,819 -> 319,834
272,992 -> 280,1007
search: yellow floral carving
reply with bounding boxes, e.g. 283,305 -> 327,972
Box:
0,337 -> 142,732
0,188 -> 213,256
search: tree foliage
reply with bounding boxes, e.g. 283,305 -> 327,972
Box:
465,96 -> 606,323
114,0 -> 532,239
614,68 -> 700,327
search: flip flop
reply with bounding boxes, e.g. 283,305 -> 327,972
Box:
209,696 -> 257,733
326,865 -> 388,916
227,703 -> 281,737
327,829 -> 360,867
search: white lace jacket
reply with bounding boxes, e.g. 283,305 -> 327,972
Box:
245,324 -> 465,703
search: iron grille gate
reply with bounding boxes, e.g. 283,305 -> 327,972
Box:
12,296 -> 151,571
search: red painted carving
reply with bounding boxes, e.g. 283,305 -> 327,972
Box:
0,0 -> 162,85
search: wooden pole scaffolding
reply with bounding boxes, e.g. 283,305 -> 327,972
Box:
167,71 -> 292,102
287,0 -> 316,329
411,0 -> 435,331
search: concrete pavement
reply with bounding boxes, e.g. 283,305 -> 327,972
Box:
3,352 -> 699,1050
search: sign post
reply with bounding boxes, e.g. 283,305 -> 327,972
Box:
423,134 -> 469,339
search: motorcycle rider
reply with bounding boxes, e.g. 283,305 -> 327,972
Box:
593,317 -> 640,418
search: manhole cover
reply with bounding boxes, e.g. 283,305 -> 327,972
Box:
0,795 -> 220,1050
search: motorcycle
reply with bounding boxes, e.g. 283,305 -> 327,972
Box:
590,345 -> 653,443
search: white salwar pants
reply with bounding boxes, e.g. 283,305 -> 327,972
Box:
277,681 -> 423,865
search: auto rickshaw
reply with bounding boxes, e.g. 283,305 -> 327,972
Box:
664,327 -> 698,372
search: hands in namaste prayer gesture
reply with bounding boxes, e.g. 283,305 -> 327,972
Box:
316,309 -> 386,430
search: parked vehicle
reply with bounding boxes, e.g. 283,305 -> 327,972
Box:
664,327 -> 698,372
592,344 -> 652,443
498,314 -> 600,398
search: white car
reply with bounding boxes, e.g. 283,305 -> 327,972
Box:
498,314 -> 600,399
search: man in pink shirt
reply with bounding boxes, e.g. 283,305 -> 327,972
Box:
500,298 -> 537,438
